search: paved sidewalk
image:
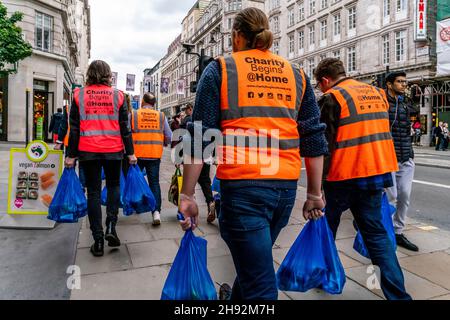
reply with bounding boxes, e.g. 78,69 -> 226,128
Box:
70,150 -> 450,301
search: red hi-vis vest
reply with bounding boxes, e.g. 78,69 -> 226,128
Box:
74,85 -> 124,153
63,104 -> 70,147
132,108 -> 165,159
217,49 -> 306,180
326,79 -> 399,181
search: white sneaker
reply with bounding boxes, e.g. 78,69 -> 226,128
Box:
152,211 -> 161,226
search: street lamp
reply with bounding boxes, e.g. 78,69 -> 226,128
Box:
210,27 -> 227,55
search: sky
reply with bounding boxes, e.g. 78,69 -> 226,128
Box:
89,0 -> 194,95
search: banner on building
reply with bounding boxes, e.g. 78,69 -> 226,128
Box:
177,79 -> 185,95
414,0 -> 427,41
438,0 -> 450,21
144,76 -> 152,93
7,141 -> 63,215
160,77 -> 169,94
437,18 -> 450,77
111,72 -> 118,88
126,74 -> 136,91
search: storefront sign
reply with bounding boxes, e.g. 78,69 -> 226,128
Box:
416,46 -> 430,57
437,18 -> 450,76
415,0 -> 427,41
7,141 -> 63,215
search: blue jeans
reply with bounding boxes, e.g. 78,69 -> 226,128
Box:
323,182 -> 412,300
138,159 -> 161,212
219,185 -> 297,300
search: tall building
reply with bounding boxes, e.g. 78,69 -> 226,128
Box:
0,0 -> 91,143
270,0 -> 446,145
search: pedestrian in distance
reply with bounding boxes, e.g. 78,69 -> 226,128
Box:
48,108 -> 64,143
315,58 -> 411,300
443,122 -> 449,151
435,121 -> 445,151
131,92 -> 172,226
178,7 -> 327,300
385,71 -> 419,252
412,119 -> 422,146
65,60 -> 138,257
180,103 -> 216,224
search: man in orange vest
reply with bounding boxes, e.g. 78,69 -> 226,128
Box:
177,8 -> 327,300
132,93 -> 172,226
315,58 -> 411,300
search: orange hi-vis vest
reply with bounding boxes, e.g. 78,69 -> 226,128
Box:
74,85 -> 124,153
326,78 -> 399,181
217,49 -> 306,180
63,104 -> 70,147
132,108 -> 165,159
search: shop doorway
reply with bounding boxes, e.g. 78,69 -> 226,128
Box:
0,76 -> 7,141
33,80 -> 54,143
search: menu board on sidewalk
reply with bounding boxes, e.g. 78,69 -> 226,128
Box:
7,141 -> 63,215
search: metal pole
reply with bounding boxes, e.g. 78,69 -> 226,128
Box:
25,89 -> 30,147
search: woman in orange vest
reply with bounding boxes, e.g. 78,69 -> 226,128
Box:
178,8 -> 327,300
65,60 -> 137,257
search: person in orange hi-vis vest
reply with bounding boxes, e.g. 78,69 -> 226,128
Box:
132,93 -> 172,226
315,58 -> 411,300
177,7 -> 328,300
65,60 -> 138,258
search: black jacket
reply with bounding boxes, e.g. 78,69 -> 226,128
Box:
386,90 -> 414,163
48,112 -> 64,134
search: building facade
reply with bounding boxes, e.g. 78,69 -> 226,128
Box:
142,60 -> 162,110
1,0 -> 91,143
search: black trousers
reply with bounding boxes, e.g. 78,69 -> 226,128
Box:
198,164 -> 214,204
81,160 -> 122,240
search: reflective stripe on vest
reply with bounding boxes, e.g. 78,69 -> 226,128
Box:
132,109 -> 165,159
217,50 -> 306,180
75,86 -> 124,153
326,79 -> 398,181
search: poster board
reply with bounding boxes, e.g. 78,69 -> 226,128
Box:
7,141 -> 63,215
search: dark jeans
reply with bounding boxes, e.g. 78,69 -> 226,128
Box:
138,159 -> 162,212
219,185 -> 297,300
81,160 -> 122,240
323,182 -> 412,300
198,164 -> 214,204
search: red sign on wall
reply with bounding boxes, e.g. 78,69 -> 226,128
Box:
415,0 -> 427,41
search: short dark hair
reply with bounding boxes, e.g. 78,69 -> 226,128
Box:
314,58 -> 347,81
386,71 -> 407,84
57,108 -> 63,113
142,93 -> 156,105
86,60 -> 112,86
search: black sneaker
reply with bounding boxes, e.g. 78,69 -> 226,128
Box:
396,234 -> 419,252
105,222 -> 121,247
218,283 -> 232,301
90,238 -> 104,257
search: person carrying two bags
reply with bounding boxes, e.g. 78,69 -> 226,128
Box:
131,93 -> 172,226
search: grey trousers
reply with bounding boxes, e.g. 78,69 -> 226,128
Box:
386,159 -> 415,235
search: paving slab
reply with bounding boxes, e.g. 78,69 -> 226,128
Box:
283,278 -> 382,300
70,265 -> 170,300
399,252 -> 450,290
75,246 -> 133,276
197,221 -> 221,235
175,233 -> 230,259
345,265 -> 449,300
127,239 -> 180,268
146,220 -> 204,241
336,219 -> 357,240
397,229 -> 450,256
274,224 -> 303,249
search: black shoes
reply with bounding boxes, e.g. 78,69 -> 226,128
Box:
90,238 -> 104,257
105,221 -> 121,248
218,283 -> 232,301
396,234 -> 419,252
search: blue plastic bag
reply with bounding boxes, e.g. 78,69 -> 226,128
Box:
122,165 -> 155,216
161,214 -> 217,300
211,175 -> 220,193
277,216 -> 346,294
353,193 -> 397,259
101,171 -> 126,208
48,168 -> 87,223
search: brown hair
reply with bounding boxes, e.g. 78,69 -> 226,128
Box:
142,93 -> 156,106
314,58 -> 347,82
86,60 -> 112,86
125,94 -> 132,113
233,7 -> 273,51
